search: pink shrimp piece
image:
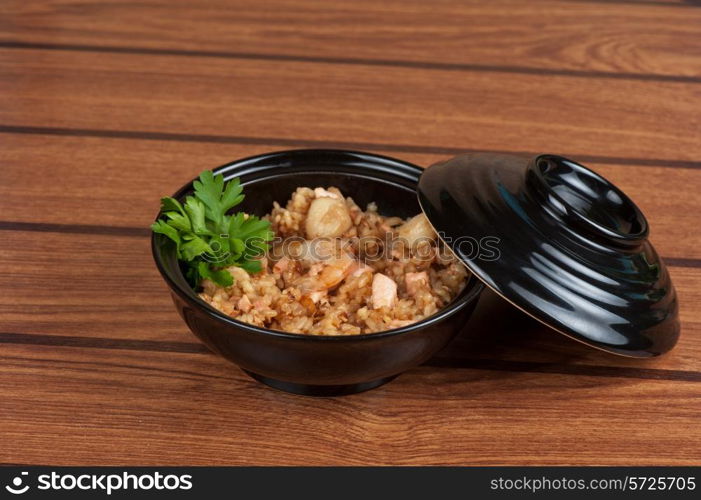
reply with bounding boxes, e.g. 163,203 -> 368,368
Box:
317,256 -> 355,290
295,255 -> 355,295
371,273 -> 397,309
405,271 -> 429,297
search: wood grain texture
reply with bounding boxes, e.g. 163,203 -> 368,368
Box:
1,229 -> 700,374
0,48 -> 699,165
0,0 -> 700,78
0,0 -> 699,466
1,134 -> 700,259
1,343 -> 699,466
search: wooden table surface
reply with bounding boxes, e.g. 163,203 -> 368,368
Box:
1,0 -> 700,466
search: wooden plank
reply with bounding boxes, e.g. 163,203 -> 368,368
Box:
0,48 -> 699,165
0,229 -> 187,343
1,230 -> 699,375
0,0 -> 699,78
0,343 -> 698,465
1,0 -> 699,469
1,134 -> 700,259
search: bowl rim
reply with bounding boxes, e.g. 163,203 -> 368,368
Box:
151,148 -> 485,342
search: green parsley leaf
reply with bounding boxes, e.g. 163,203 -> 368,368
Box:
164,212 -> 191,232
197,261 -> 234,287
160,197 -> 186,215
193,170 -> 223,224
180,234 -> 211,261
184,197 -> 208,235
238,259 -> 263,274
151,220 -> 181,251
151,171 -> 274,289
220,177 -> 245,212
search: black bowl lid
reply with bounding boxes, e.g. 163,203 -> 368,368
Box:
417,153 -> 679,357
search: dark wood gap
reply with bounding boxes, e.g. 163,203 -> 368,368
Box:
0,221 -> 149,238
2,331 -> 699,382
0,352 -> 233,382
426,357 -> 701,382
0,332 -> 209,354
1,125 -> 699,170
663,257 -> 701,268
0,40 -> 699,84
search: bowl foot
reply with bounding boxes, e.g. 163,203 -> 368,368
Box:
242,370 -> 397,397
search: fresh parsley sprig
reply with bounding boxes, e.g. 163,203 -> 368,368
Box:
151,171 -> 274,288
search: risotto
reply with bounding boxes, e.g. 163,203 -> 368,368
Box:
198,186 -> 469,335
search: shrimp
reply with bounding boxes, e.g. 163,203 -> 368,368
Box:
405,271 -> 429,297
295,254 -> 356,294
396,214 -> 436,247
305,197 -> 353,239
287,238 -> 337,264
371,273 -> 398,309
316,255 -> 356,289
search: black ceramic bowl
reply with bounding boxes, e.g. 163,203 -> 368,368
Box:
151,150 -> 484,396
